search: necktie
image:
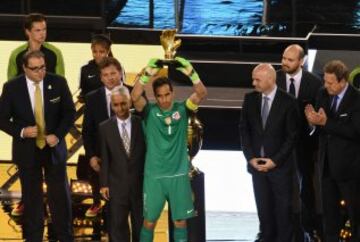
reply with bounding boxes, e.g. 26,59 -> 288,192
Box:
121,122 -> 130,155
261,96 -> 270,128
289,78 -> 296,97
330,95 -> 338,116
107,94 -> 113,117
34,83 -> 46,148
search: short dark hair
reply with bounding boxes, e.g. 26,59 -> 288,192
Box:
98,57 -> 122,73
152,77 -> 173,95
22,50 -> 45,67
91,34 -> 113,57
24,13 -> 46,30
323,60 -> 349,82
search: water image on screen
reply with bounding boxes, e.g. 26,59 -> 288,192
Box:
109,0 -> 360,37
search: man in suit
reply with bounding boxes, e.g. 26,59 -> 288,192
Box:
305,60 -> 360,242
0,50 -> 75,242
99,86 -> 145,242
82,56 -> 128,217
277,44 -> 322,241
239,63 -> 299,242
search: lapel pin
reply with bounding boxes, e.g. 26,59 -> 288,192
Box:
48,85 -> 52,90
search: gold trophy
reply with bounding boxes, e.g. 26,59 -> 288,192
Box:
160,29 -> 182,62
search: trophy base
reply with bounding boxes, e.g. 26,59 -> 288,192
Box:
156,59 -> 181,68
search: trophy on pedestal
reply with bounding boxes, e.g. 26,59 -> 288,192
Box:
158,29 -> 204,177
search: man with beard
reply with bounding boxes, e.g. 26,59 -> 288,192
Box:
277,44 -> 322,241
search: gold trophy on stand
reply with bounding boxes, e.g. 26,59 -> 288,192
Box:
158,29 -> 204,178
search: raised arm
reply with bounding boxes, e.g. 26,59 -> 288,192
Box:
175,57 -> 207,106
131,58 -> 160,112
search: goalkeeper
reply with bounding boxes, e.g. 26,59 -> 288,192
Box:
131,57 -> 207,242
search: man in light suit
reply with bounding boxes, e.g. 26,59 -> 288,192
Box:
305,60 -> 360,242
0,50 -> 75,242
277,44 -> 322,241
99,86 -> 145,242
239,63 -> 299,242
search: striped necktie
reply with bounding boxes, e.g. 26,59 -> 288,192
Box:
121,122 -> 130,155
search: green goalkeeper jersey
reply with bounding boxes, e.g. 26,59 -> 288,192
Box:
143,101 -> 190,178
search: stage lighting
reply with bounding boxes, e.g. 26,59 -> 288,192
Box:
70,179 -> 92,196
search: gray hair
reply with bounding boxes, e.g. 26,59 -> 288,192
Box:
111,85 -> 130,99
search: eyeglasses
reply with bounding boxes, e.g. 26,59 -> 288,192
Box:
25,65 -> 46,72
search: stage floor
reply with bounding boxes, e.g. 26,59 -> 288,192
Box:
0,151 -> 259,241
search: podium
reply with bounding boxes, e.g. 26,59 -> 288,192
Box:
168,171 -> 206,242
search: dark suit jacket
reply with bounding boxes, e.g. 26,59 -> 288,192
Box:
316,85 -> 360,181
82,84 -> 133,160
277,70 -> 322,144
99,115 -> 145,201
240,87 -> 299,173
0,73 -> 75,166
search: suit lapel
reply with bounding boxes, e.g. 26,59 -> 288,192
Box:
21,76 -> 36,123
255,93 -> 263,130
129,116 -> 138,157
264,90 -> 281,130
43,77 -> 50,125
99,88 -> 109,118
110,117 -> 127,156
277,72 -> 287,91
336,85 -> 353,115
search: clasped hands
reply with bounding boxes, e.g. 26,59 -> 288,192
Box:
304,104 -> 327,126
249,158 -> 276,172
22,125 -> 59,147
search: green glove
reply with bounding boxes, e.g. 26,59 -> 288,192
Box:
175,57 -> 200,84
140,58 -> 160,85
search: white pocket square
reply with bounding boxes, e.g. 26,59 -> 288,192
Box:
339,113 -> 348,117
50,97 -> 61,103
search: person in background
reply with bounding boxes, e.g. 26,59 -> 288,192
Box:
305,60 -> 360,242
277,44 -> 323,241
79,34 -> 125,101
99,86 -> 145,242
7,13 -> 65,80
82,57 -> 129,217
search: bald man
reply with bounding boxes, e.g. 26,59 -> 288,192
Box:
240,63 -> 299,242
277,44 -> 323,240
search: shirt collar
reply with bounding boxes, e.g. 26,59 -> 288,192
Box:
286,69 -> 302,83
337,83 -> 348,100
116,114 -> 131,125
26,76 -> 43,88
263,85 -> 277,101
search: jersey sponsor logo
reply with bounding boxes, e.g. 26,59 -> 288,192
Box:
156,113 -> 163,117
172,111 -> 181,120
87,74 -> 96,78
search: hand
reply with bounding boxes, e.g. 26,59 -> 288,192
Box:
249,157 -> 276,172
258,158 -> 276,172
100,187 -> 110,200
317,108 -> 327,126
45,134 -> 59,147
305,104 -> 319,125
175,57 -> 200,84
23,126 -> 38,138
89,156 -> 101,172
139,58 -> 161,85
